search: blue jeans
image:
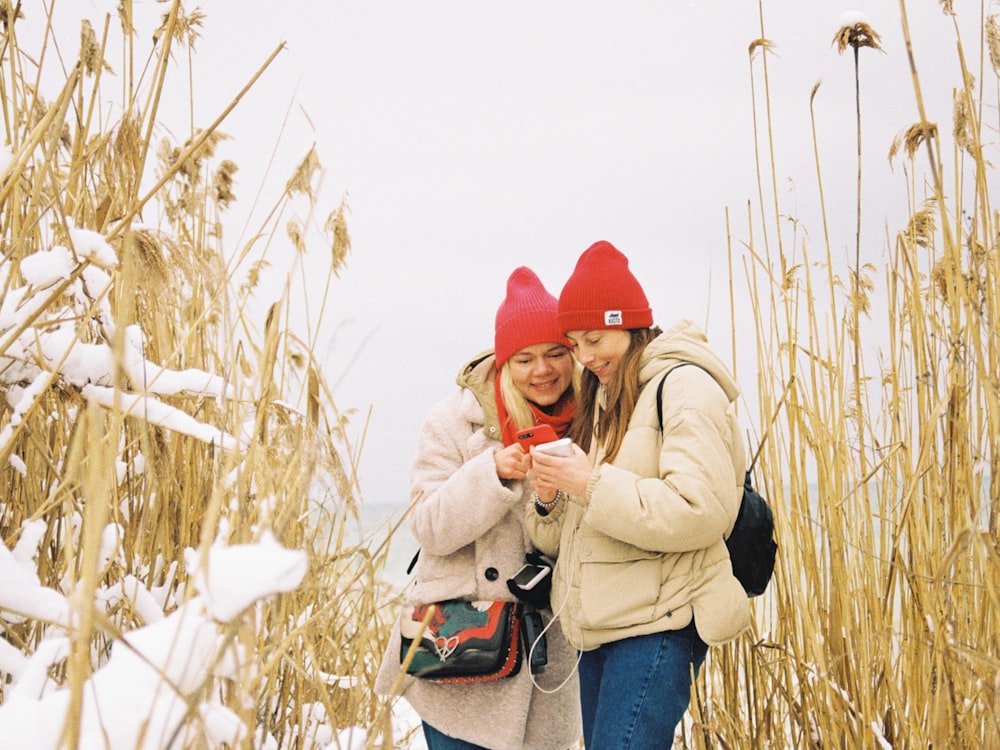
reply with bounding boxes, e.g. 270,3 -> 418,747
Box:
421,721 -> 489,750
578,624 -> 708,749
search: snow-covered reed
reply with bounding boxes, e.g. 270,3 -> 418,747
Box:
3,2 -> 998,749
0,4 -> 401,748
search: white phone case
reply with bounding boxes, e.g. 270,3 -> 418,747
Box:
534,437 -> 573,456
511,563 -> 550,590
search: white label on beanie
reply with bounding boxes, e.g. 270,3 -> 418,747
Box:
604,310 -> 623,326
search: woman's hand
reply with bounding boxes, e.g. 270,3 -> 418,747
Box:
494,444 -> 531,481
528,443 -> 591,498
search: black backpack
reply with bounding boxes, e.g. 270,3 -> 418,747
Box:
655,364 -> 777,597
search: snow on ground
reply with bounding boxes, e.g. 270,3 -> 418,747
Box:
0,530 -> 306,748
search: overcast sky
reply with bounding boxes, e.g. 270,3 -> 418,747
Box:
34,2 -> 984,511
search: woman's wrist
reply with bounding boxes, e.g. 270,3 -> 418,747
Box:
534,489 -> 564,514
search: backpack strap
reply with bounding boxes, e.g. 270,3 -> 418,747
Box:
654,362 -> 697,428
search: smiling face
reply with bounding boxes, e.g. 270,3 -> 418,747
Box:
565,329 -> 632,385
506,343 -> 575,406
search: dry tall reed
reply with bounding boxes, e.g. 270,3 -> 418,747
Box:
681,3 -> 1000,748
0,3 -> 388,747
5,2 -> 998,749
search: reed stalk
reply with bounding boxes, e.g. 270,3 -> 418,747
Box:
684,3 -> 1000,747
0,4 -> 382,746
3,2 -> 998,748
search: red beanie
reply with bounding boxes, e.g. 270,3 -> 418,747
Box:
558,240 -> 653,331
494,267 -> 568,367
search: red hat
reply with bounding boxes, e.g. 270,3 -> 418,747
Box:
557,241 -> 653,331
494,267 -> 568,367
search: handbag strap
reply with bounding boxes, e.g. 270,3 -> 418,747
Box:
406,548 -> 420,575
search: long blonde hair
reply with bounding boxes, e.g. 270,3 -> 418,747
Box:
567,327 -> 660,462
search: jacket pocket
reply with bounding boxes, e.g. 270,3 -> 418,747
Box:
577,535 -> 662,630
689,556 -> 751,645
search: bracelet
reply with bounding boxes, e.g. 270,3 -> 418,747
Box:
534,489 -> 563,512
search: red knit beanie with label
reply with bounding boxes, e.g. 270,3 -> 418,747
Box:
494,267 -> 569,367
557,240 -> 653,331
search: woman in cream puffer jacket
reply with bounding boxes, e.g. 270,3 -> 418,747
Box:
526,241 -> 750,748
526,322 -> 751,649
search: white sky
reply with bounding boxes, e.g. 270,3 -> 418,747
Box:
27,2 -> 985,512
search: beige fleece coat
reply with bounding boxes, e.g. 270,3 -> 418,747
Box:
526,320 -> 751,650
374,352 -> 582,750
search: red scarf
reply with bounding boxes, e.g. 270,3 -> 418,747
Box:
495,374 -> 575,447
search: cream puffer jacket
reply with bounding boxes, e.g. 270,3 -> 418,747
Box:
374,351 -> 582,750
526,320 -> 751,650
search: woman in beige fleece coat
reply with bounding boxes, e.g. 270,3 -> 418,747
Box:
374,267 -> 582,750
526,241 -> 751,749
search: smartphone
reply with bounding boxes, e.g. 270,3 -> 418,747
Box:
534,437 -> 573,457
515,425 -> 559,449
522,610 -> 548,674
511,562 -> 551,590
